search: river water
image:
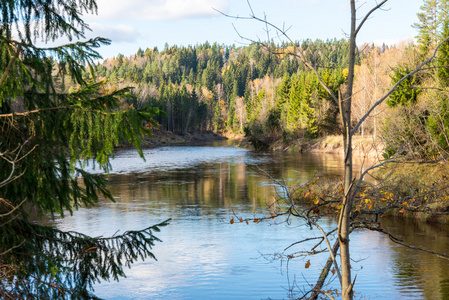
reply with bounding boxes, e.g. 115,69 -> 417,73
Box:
45,142 -> 449,299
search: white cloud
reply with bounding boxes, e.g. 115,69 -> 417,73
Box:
95,0 -> 229,20
89,23 -> 140,43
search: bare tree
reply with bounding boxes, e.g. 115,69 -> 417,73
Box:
220,1 -> 449,299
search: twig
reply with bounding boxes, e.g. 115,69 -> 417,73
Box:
363,225 -> 449,259
0,44 -> 22,88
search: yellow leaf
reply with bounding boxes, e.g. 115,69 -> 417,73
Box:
305,260 -> 311,269
337,204 -> 343,210
314,199 -> 320,205
402,201 -> 408,206
365,199 -> 370,204
368,203 -> 373,210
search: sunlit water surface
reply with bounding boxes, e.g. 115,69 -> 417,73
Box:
43,142 -> 449,299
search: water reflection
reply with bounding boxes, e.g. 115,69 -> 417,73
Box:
381,217 -> 449,300
41,144 -> 449,299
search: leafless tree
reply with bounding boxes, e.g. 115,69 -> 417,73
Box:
219,1 -> 449,299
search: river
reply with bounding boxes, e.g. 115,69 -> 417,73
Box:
43,141 -> 449,299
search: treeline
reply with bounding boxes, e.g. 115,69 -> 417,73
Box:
89,40 -> 356,140
87,0 -> 449,158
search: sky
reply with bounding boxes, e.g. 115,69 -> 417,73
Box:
78,0 -> 425,59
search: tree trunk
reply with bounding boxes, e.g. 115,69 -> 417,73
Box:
339,1 -> 356,299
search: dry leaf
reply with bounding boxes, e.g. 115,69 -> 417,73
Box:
305,260 -> 311,269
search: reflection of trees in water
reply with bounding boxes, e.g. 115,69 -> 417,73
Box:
105,160 -> 277,214
102,152 -> 351,217
381,217 -> 449,300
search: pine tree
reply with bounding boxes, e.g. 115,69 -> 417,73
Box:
276,73 -> 291,130
413,0 -> 449,55
287,74 -> 302,130
0,1 -> 167,299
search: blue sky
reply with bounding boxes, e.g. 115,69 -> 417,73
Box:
81,0 -> 424,59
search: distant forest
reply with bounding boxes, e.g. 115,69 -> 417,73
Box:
83,31 -> 449,155
88,40 -> 360,135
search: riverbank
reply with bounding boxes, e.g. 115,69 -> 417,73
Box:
141,131 -> 229,148
139,131 -> 383,158
287,135 -> 383,157
241,133 -> 384,158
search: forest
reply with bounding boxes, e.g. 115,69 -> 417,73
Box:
90,40 -> 352,139
86,12 -> 449,157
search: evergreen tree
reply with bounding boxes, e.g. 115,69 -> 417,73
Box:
276,73 -> 291,129
300,73 -> 318,137
437,1 -> 449,83
413,0 -> 439,53
0,1 -> 167,299
287,74 -> 302,130
387,66 -> 421,107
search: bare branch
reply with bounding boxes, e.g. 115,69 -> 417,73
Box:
0,240 -> 26,256
354,1 -> 389,37
216,3 -> 339,104
308,239 -> 340,300
364,225 -> 449,259
0,44 -> 22,88
0,199 -> 27,218
314,223 -> 342,285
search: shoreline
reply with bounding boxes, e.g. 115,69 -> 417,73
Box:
142,131 -> 228,147
254,134 -> 385,159
128,130 -> 383,158
116,131 -> 230,150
